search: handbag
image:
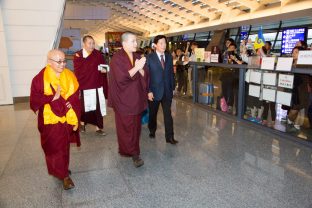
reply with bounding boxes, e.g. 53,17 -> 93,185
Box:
220,97 -> 228,112
141,109 -> 149,125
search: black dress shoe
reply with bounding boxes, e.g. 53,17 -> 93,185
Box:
149,133 -> 155,138
166,138 -> 178,144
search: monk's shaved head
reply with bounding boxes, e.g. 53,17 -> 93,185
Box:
121,32 -> 136,44
47,49 -> 66,75
122,32 -> 137,53
47,49 -> 65,61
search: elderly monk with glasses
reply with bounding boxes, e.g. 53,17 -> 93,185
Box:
30,49 -> 81,190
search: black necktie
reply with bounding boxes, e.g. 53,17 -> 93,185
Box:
160,55 -> 165,70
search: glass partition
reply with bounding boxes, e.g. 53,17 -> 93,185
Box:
245,69 -> 312,141
188,64 -> 240,116
188,61 -> 312,143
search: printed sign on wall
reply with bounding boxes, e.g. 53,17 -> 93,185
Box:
278,74 -> 294,89
248,84 -> 261,98
297,51 -> 312,65
261,57 -> 275,70
276,91 -> 292,106
276,57 -> 293,71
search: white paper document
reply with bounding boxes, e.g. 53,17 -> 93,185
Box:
210,54 -> 219,63
276,91 -> 292,106
276,57 -> 293,71
245,69 -> 251,83
248,84 -> 261,98
263,72 -> 277,86
83,87 -> 107,116
261,57 -> 275,70
204,51 -> 211,63
262,88 -> 276,102
83,89 -> 97,112
249,70 -> 261,84
97,87 -> 107,116
278,74 -> 294,89
297,51 -> 312,65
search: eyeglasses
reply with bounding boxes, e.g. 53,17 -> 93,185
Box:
49,59 -> 67,65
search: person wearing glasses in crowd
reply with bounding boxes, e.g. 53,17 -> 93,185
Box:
73,35 -> 108,136
30,49 -> 81,190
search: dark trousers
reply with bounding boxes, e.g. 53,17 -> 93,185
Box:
308,104 -> 312,128
177,70 -> 187,94
262,101 -> 276,121
221,81 -> 234,106
148,97 -> 174,140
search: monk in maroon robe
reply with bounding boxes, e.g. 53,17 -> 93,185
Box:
73,35 -> 108,135
30,50 -> 80,190
108,32 -> 148,167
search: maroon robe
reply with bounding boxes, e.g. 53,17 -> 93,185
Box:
30,68 -> 81,180
108,48 -> 148,156
73,49 -> 108,129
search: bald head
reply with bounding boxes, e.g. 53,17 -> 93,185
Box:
47,49 -> 66,75
121,32 -> 137,53
47,49 -> 65,62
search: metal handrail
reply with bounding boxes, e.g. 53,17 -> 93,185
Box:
189,61 -> 312,74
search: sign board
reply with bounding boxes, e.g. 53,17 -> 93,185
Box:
263,72 -> 277,86
278,74 -> 294,89
297,50 -> 312,65
281,28 -> 306,54
261,57 -> 275,70
276,57 -> 293,71
249,70 -> 261,84
204,51 -> 211,63
240,31 -> 248,41
210,54 -> 219,63
249,84 -> 261,98
276,91 -> 292,106
195,48 -> 205,62
262,88 -> 276,102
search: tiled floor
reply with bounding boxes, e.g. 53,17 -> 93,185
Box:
1,100 -> 312,208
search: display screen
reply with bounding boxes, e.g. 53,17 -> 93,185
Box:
240,31 -> 248,41
281,28 -> 306,54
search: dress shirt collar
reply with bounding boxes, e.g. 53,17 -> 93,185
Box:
156,51 -> 165,61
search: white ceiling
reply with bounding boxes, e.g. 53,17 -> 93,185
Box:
64,0 -> 312,44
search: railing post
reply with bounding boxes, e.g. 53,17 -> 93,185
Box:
192,64 -> 198,103
237,68 -> 245,119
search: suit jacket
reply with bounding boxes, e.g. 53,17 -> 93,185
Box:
147,52 -> 175,101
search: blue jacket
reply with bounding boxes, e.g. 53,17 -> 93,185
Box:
147,52 -> 175,101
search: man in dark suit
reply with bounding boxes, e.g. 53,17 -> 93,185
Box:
147,35 -> 178,145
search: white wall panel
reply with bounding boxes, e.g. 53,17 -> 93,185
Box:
1,0 -> 63,11
3,10 -> 60,26
10,70 -> 38,85
5,26 -> 56,41
0,3 -> 13,105
0,32 -> 9,66
0,68 -> 13,104
8,55 -> 46,71
0,17 -> 2,31
11,84 -> 32,97
1,0 -> 66,98
7,41 -> 52,56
